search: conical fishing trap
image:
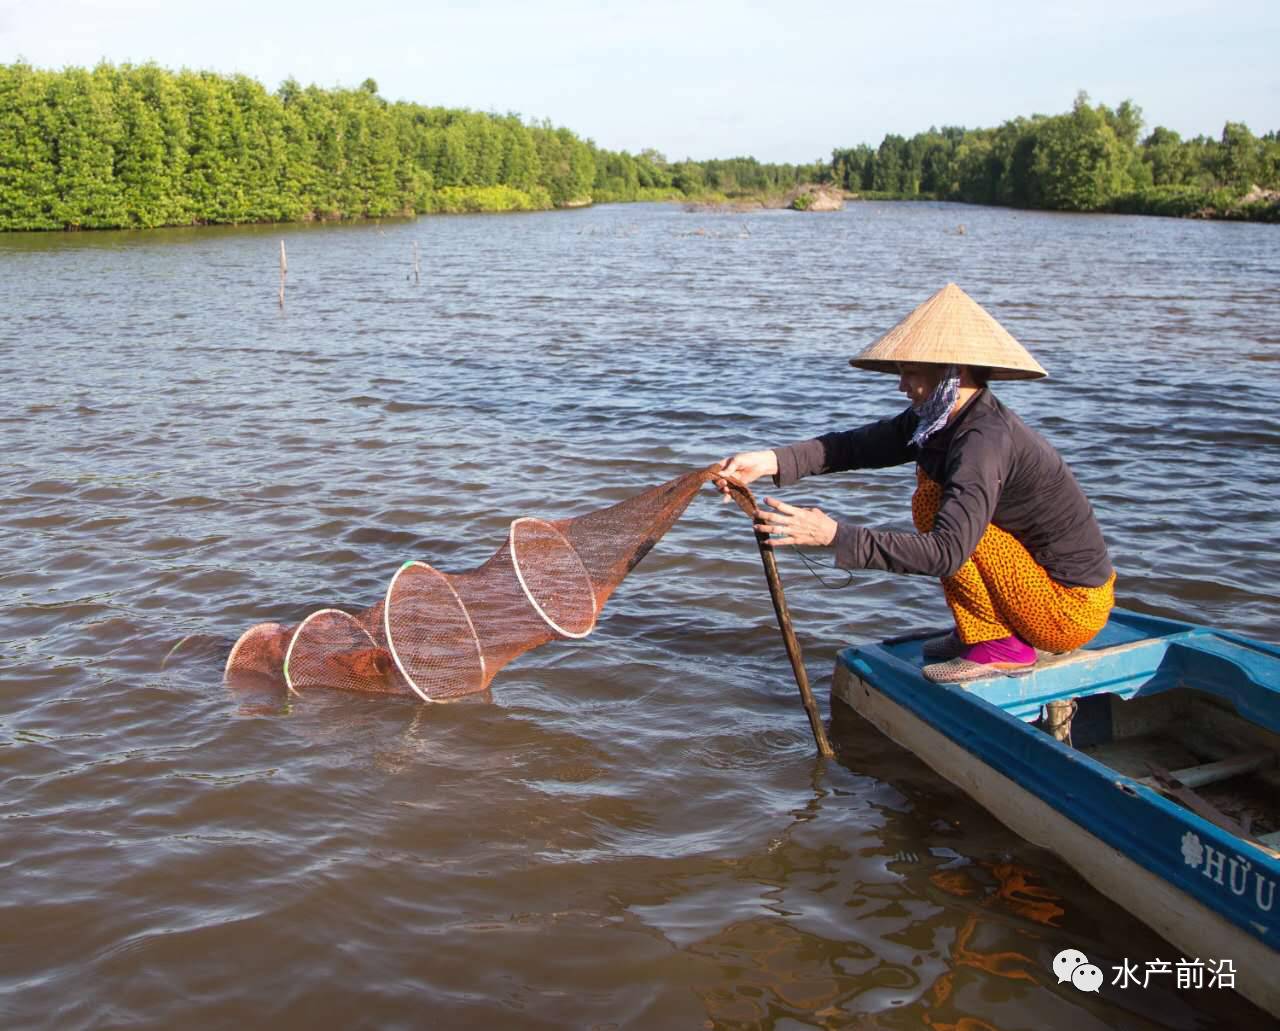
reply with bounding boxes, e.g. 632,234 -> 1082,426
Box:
226,467 -> 717,700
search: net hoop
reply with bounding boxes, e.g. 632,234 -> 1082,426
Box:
283,608 -> 376,695
383,560 -> 485,702
225,621 -> 287,679
508,517 -> 597,639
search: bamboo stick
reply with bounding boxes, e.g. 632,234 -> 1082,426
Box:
278,240 -> 287,308
720,475 -> 834,758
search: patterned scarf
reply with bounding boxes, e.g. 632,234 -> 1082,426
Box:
909,365 -> 961,447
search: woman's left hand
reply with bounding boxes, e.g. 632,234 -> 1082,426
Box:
754,497 -> 838,548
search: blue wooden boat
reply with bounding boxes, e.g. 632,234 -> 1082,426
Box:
832,608 -> 1280,1016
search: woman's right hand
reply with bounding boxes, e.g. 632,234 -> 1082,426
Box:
713,450 -> 779,499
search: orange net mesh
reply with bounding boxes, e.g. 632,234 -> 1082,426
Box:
224,467 -> 719,701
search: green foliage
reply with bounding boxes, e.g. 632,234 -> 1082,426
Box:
1027,95 -> 1133,210
422,185 -> 547,213
1218,121 -> 1260,190
1109,184 -> 1280,221
0,62 -> 610,229
5,65 -> 1275,230
1107,184 -> 1221,218
530,124 -> 595,206
1142,126 -> 1189,186
698,155 -> 819,194
47,65 -> 129,228
824,94 -> 1278,221
590,146 -> 676,201
1105,99 -> 1144,149
872,135 -> 910,192
670,160 -> 704,194
0,63 -> 60,229
499,116 -> 541,192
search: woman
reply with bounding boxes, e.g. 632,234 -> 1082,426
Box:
716,283 -> 1115,683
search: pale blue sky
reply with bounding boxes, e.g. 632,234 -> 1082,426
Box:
2,0 -> 1276,163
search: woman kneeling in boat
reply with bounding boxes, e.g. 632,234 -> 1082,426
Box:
716,283 -> 1115,684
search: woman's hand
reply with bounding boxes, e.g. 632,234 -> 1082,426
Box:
754,496 -> 838,548
713,450 -> 778,500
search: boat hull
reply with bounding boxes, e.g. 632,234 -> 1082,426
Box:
832,609 -> 1280,1016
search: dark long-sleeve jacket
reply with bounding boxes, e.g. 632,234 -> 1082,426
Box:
772,389 -> 1113,587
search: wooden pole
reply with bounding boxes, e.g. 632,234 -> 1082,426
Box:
1045,698 -> 1075,744
278,240 -> 287,308
721,475 -> 834,758
412,240 -> 421,285
755,530 -> 835,757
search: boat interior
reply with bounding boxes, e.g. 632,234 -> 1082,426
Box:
840,609 -> 1280,858
1029,669 -> 1280,858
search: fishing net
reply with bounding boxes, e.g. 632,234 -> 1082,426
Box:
225,466 -> 722,701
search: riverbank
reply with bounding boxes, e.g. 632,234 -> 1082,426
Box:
13,182 -> 1278,232
1106,184 -> 1280,222
680,183 -> 844,213
682,184 -> 1280,223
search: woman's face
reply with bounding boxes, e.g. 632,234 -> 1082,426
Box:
896,363 -> 946,406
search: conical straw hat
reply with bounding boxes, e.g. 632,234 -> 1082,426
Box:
850,283 -> 1047,380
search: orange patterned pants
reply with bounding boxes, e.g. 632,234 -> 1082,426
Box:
911,469 -> 1115,652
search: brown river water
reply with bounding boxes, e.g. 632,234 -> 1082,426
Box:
3,202 -> 1279,1029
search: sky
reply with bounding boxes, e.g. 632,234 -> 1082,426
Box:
2,0 -> 1276,163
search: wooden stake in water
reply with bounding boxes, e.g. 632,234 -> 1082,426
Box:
278,240 -> 288,308
412,240 -> 421,285
720,475 -> 835,758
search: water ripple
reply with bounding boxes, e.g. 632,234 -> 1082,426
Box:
1,203 -> 1275,1028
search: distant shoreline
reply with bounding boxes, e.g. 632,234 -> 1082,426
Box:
2,63 -> 1276,232
677,187 -> 1279,223
7,185 -> 1277,235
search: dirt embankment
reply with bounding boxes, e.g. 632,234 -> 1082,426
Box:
683,183 -> 847,214
784,183 -> 845,211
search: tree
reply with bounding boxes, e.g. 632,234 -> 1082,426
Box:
919,137 -> 955,195
1104,99 -> 1143,149
1218,121 -> 1260,189
111,64 -> 180,226
670,159 -> 704,195
1141,126 -> 1191,186
1028,96 -> 1131,210
954,132 -> 1001,204
497,117 -> 539,192
1260,132 -> 1280,189
467,112 -> 503,187
436,119 -> 473,186
634,149 -> 670,189
872,134 -> 906,192
565,129 -> 596,202
0,63 -> 60,229
47,65 -> 127,227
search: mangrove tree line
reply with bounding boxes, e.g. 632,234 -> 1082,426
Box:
0,61 -> 821,230
827,93 -> 1280,219
2,63 -> 1275,230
